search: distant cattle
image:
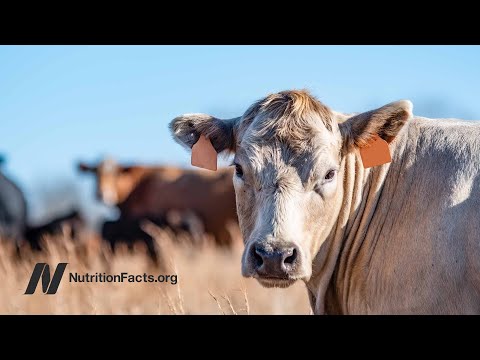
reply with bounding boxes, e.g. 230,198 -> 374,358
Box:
78,159 -> 238,247
25,209 -> 85,250
0,157 -> 27,243
101,211 -> 203,263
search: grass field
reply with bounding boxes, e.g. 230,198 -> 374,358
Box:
0,224 -> 310,315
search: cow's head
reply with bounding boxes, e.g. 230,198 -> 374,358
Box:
77,158 -> 136,206
170,90 -> 412,288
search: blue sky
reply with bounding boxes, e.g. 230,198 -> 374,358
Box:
1,45 -> 479,223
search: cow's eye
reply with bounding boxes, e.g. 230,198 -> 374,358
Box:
234,163 -> 244,178
324,169 -> 336,181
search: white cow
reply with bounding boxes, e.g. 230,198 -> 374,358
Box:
170,90 -> 480,314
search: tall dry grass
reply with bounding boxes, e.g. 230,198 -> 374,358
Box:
0,225 -> 310,314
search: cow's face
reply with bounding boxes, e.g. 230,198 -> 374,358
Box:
171,90 -> 412,288
78,159 -> 135,206
231,95 -> 344,288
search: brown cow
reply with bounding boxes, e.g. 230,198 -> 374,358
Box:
78,158 -> 238,246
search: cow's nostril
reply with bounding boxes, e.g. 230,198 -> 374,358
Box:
253,247 -> 264,267
284,248 -> 297,265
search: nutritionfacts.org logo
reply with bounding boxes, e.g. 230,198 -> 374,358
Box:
24,263 -> 177,295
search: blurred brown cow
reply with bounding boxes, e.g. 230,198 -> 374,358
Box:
78,158 -> 238,246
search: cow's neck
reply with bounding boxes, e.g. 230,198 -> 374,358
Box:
306,126 -> 410,314
116,166 -> 188,211
116,167 -> 164,206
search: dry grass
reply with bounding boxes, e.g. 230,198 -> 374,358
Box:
0,226 -> 310,314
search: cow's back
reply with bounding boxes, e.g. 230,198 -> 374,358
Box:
118,167 -> 237,243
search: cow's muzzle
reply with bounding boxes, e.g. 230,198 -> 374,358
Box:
242,241 -> 303,288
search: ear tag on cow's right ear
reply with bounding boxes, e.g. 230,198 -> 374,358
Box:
191,134 -> 217,171
359,134 -> 392,169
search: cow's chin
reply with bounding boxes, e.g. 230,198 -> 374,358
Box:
256,277 -> 298,288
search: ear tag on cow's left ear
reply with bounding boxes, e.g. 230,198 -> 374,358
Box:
191,134 -> 217,171
359,134 -> 392,169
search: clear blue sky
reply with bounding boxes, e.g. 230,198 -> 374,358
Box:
1,45 -> 479,223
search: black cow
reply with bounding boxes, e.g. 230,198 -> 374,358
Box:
101,211 -> 205,265
0,157 -> 27,243
101,217 -> 160,263
24,209 -> 85,250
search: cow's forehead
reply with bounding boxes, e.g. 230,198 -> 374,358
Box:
236,89 -> 335,141
99,159 -> 118,173
236,91 -> 340,158
238,118 -> 339,160
235,90 -> 342,180
239,111 -> 333,147
237,129 -> 340,185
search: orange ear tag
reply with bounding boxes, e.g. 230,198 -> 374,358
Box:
359,134 -> 392,168
191,135 -> 217,171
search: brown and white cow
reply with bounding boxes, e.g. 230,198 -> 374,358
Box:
78,159 -> 238,247
170,89 -> 480,314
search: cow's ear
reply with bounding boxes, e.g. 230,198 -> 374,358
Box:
169,114 -> 240,153
339,100 -> 413,150
77,162 -> 96,173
